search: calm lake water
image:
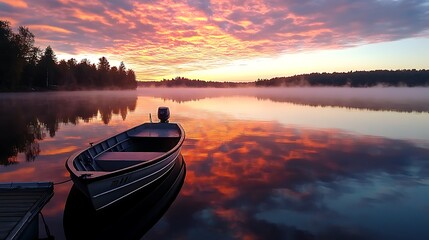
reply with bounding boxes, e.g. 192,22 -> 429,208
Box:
1,87 -> 429,240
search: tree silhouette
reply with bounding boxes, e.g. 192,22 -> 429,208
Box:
97,56 -> 111,87
118,61 -> 127,87
0,20 -> 16,89
36,46 -> 58,87
1,20 -> 39,90
0,19 -> 138,91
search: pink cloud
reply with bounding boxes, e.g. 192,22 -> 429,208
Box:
1,0 -> 428,80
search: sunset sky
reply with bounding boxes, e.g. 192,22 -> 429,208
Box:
1,0 -> 429,82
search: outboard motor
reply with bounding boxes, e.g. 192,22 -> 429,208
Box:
158,106 -> 170,123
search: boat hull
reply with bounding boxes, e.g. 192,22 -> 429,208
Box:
74,148 -> 181,210
64,154 -> 186,239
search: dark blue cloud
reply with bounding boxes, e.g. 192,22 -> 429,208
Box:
104,0 -> 135,11
0,2 -> 14,12
187,0 -> 213,16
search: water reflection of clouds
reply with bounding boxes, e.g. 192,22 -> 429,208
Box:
148,119 -> 429,239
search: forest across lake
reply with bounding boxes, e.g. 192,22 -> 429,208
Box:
140,69 -> 429,88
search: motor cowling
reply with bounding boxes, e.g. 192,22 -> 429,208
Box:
158,107 -> 170,123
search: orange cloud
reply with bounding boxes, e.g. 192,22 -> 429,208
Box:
77,26 -> 98,33
0,0 -> 27,8
72,8 -> 111,26
28,24 -> 72,34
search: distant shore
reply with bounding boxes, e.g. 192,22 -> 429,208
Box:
139,69 -> 429,88
2,69 -> 428,93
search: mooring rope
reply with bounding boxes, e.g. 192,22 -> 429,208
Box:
39,211 -> 54,240
53,178 -> 72,185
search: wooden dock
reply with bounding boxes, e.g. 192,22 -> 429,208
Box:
0,182 -> 54,240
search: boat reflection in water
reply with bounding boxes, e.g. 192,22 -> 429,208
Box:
63,154 -> 186,240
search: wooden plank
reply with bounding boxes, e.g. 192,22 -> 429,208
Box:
0,182 -> 54,240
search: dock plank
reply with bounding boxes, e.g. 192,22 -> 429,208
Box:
0,182 -> 54,240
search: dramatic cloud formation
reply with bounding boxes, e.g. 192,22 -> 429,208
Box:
1,0 -> 429,80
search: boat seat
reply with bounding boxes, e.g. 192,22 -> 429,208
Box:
95,152 -> 164,171
128,128 -> 180,138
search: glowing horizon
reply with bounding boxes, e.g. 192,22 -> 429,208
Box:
1,0 -> 429,82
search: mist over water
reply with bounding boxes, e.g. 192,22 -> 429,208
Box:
138,87 -> 429,112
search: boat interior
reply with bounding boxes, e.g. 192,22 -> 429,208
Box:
73,123 -> 182,172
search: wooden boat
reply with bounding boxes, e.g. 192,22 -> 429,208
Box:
0,182 -> 54,240
65,107 -> 185,210
64,154 -> 186,239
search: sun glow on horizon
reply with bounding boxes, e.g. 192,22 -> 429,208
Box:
167,38 -> 429,82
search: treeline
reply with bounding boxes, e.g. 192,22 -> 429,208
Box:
139,70 -> 429,88
0,20 -> 137,91
255,70 -> 429,87
139,77 -> 249,88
